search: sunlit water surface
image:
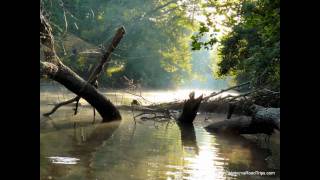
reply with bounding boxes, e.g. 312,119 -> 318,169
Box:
40,85 -> 279,180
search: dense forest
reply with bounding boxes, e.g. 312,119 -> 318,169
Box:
41,0 -> 199,88
191,0 -> 280,91
41,0 -> 279,92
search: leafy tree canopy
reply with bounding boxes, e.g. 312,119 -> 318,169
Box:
191,0 -> 280,90
41,0 -> 203,88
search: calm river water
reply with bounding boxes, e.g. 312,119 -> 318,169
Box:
40,85 -> 280,180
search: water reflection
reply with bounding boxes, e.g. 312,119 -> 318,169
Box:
48,156 -> 80,165
177,123 -> 199,155
69,121 -> 120,179
40,88 -> 279,180
40,119 -> 120,180
177,122 -> 227,180
209,132 -> 277,179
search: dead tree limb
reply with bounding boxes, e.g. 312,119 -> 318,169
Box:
177,92 -> 203,124
40,10 -> 122,122
125,90 -> 154,104
203,81 -> 250,101
43,24 -> 125,116
41,61 -> 121,121
43,96 -> 79,116
227,89 -> 259,102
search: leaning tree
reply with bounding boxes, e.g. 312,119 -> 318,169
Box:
40,8 -> 123,122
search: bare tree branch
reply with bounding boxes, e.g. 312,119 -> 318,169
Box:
44,27 -> 126,116
203,81 -> 250,101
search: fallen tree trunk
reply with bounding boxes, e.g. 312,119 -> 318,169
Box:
41,61 -> 121,121
205,105 -> 280,135
252,105 -> 280,130
43,26 -> 126,116
40,10 -> 122,122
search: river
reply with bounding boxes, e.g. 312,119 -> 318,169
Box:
40,84 -> 280,180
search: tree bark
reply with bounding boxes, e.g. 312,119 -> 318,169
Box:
205,105 -> 280,135
41,61 -> 121,122
43,26 -> 126,116
40,10 -> 123,122
177,92 -> 203,124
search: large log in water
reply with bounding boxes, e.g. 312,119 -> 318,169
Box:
40,10 -> 122,122
205,105 -> 280,135
43,26 -> 125,117
41,62 -> 121,122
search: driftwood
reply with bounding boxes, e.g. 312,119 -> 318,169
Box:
43,96 -> 79,116
40,10 -> 123,122
205,105 -> 280,135
147,86 -> 279,116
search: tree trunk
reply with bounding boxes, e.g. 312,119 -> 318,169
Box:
177,92 -> 203,124
43,26 -> 126,116
40,10 -> 123,122
41,61 -> 121,122
205,105 -> 280,135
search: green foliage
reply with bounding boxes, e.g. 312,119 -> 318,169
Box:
42,0 -> 198,88
106,64 -> 125,77
191,23 -> 217,50
192,0 -> 280,90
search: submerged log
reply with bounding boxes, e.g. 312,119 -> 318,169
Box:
205,105 -> 280,135
177,92 -> 203,124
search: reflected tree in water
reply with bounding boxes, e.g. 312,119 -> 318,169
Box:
73,121 -> 120,179
177,122 -> 199,155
